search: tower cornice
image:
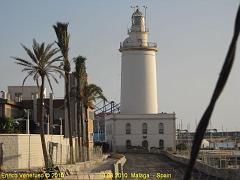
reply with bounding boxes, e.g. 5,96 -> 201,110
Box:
119,42 -> 158,52
119,46 -> 158,52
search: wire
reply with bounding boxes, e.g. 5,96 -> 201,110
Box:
184,4 -> 240,180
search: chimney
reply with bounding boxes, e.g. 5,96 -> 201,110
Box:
0,91 -> 6,99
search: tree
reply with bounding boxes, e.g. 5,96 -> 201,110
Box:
0,117 -> 14,133
82,83 -> 107,160
176,143 -> 187,151
73,55 -> 87,162
53,22 -> 74,164
12,39 -> 62,169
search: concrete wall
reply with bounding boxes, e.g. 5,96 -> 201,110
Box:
0,134 -> 73,170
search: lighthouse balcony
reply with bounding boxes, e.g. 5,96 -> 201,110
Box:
127,28 -> 149,33
119,41 -> 157,52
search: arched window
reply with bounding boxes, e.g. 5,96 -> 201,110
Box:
159,139 -> 164,150
126,123 -> 131,134
126,140 -> 131,149
142,123 -> 147,134
142,140 -> 148,149
159,123 -> 164,134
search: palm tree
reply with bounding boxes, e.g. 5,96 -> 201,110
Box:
73,55 -> 87,162
53,22 -> 74,164
12,39 -> 62,169
82,83 -> 107,160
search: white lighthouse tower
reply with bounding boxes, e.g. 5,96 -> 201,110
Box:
120,8 -> 158,114
105,8 -> 176,153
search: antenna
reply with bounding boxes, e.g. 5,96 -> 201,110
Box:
143,5 -> 147,31
130,5 -> 137,12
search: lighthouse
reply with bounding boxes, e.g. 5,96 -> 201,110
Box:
120,8 -> 158,114
105,8 -> 176,153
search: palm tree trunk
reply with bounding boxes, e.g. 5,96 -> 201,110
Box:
65,72 -> 74,164
85,107 -> 90,161
76,78 -> 82,162
39,76 -> 52,169
80,102 -> 85,161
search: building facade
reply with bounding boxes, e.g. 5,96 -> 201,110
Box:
7,86 -> 46,101
105,113 -> 176,152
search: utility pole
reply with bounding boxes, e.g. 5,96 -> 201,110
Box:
59,117 -> 63,135
26,109 -> 30,134
143,5 -> 147,31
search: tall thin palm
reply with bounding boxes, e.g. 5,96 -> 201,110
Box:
53,22 -> 74,164
12,39 -> 62,169
83,83 -> 107,160
73,55 -> 87,162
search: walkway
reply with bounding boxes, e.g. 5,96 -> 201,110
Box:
61,157 -> 116,179
123,153 -> 223,180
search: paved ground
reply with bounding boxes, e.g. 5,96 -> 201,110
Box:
123,153 -> 223,180
61,157 -> 117,179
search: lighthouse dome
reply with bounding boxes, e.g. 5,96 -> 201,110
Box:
132,9 -> 144,25
131,9 -> 145,32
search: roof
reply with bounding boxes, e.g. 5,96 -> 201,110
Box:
132,9 -> 143,17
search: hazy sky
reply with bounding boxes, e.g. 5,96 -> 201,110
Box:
0,1 -> 240,131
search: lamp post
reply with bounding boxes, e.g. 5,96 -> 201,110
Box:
26,109 -> 30,134
46,114 -> 49,135
59,117 -> 63,135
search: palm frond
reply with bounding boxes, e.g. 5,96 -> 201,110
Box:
82,83 -> 107,109
48,73 -> 59,84
22,71 -> 35,87
53,22 -> 70,60
44,48 -> 60,62
22,67 -> 34,72
12,57 -> 34,67
43,42 -> 54,55
33,73 -> 40,88
14,39 -> 63,92
20,43 -> 38,64
46,74 -> 54,92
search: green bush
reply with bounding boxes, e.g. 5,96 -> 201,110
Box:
176,143 -> 187,150
0,117 -> 15,133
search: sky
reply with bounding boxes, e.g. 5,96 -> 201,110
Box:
0,0 -> 240,132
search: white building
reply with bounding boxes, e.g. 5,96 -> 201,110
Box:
8,86 -> 46,101
105,8 -> 176,152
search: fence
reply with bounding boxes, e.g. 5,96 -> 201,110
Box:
198,151 -> 240,169
173,149 -> 240,170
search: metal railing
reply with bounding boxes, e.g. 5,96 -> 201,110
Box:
120,41 -> 157,49
127,28 -> 149,33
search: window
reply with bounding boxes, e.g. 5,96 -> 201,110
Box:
15,92 -> 22,101
15,92 -> 22,97
159,123 -> 164,134
126,123 -> 131,134
142,140 -> 148,149
126,140 -> 131,149
142,123 -> 147,134
159,139 -> 164,150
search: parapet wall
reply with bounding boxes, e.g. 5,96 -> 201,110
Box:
162,151 -> 240,180
0,134 -> 73,170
